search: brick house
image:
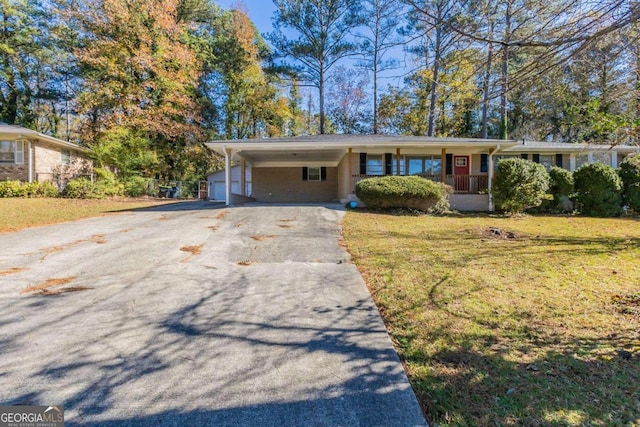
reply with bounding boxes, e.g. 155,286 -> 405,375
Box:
0,124 -> 93,188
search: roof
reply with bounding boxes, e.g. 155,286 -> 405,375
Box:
504,140 -> 640,153
0,124 -> 89,152
206,134 -> 519,167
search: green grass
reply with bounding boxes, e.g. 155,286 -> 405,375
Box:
343,212 -> 640,426
0,197 -> 176,233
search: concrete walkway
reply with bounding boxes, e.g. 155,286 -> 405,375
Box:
0,202 -> 427,426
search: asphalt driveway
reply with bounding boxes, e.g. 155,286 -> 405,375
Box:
0,201 -> 426,426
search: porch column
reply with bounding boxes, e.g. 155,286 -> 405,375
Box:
240,158 -> 246,196
611,152 -> 618,168
569,154 -> 576,172
28,141 -> 33,183
224,146 -> 232,206
441,148 -> 446,183
588,152 -> 594,163
396,148 -> 401,175
348,148 -> 353,193
488,147 -> 498,212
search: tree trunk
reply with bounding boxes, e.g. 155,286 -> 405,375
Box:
319,64 -> 325,134
499,1 -> 512,141
481,24 -> 494,139
427,10 -> 443,137
373,46 -> 379,134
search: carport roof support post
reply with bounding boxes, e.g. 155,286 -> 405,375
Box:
224,146 -> 232,206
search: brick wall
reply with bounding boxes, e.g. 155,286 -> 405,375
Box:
0,164 -> 28,181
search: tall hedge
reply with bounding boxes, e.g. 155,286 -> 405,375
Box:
492,158 -> 550,214
547,166 -> 574,212
618,153 -> 640,212
355,175 -> 451,212
573,162 -> 623,217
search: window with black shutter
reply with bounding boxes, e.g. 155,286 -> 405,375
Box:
555,154 -> 563,168
480,154 -> 488,173
446,154 -> 453,175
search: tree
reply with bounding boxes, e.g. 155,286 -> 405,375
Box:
618,153 -> 640,212
269,0 -> 361,134
326,66 -> 371,133
0,0 -> 63,130
357,0 -> 403,134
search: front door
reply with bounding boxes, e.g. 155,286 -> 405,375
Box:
453,156 -> 470,192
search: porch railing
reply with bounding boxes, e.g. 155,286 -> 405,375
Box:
352,174 -> 488,194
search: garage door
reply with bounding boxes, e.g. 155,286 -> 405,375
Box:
212,181 -> 240,200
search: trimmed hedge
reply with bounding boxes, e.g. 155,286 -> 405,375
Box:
355,175 -> 451,212
573,162 -> 623,217
618,153 -> 640,213
0,180 -> 59,198
492,158 -> 550,214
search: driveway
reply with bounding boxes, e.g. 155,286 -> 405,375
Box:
0,202 -> 426,426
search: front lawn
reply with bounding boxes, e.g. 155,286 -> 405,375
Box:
343,212 -> 640,426
0,197 -> 176,233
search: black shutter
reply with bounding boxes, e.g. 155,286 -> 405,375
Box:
521,153 -> 529,160
533,154 -> 540,163
446,154 -> 453,175
556,154 -> 563,168
302,167 -> 308,181
321,167 -> 327,181
385,153 -> 393,175
359,153 -> 367,174
480,154 -> 488,173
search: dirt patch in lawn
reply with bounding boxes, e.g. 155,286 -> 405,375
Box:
0,267 -> 29,276
21,277 -> 77,295
180,244 -> 204,263
482,227 -> 519,239
250,235 -> 275,241
612,293 -> 640,318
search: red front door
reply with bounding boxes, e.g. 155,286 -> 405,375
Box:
453,156 -> 470,192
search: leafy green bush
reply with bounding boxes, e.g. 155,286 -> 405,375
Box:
94,167 -> 124,197
573,162 -> 623,217
0,180 -> 59,197
546,166 -> 574,212
618,153 -> 640,212
124,176 -> 150,197
64,178 -> 102,199
355,175 -> 451,212
492,158 -> 550,214
0,180 -> 25,197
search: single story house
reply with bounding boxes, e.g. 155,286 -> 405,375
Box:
207,165 -> 252,201
205,135 -> 640,211
0,124 -> 93,188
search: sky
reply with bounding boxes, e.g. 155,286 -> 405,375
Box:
216,1 -> 277,36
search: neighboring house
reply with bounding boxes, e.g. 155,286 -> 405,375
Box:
207,165 -> 252,201
205,135 -> 640,211
0,124 -> 93,188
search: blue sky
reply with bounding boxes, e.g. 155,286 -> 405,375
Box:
216,1 -> 277,36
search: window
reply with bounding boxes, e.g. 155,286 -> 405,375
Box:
302,167 -> 326,181
0,140 -> 24,164
407,156 -> 442,175
61,149 -> 71,165
307,167 -> 321,181
455,157 -> 467,167
539,155 -> 554,171
366,155 -> 383,175
392,157 -> 405,175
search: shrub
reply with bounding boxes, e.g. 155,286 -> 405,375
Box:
573,162 -> 623,217
124,176 -> 150,197
545,166 -> 574,212
492,158 -> 550,214
618,153 -> 640,212
0,180 -> 25,197
64,178 -> 102,199
355,175 -> 451,212
94,167 -> 124,197
0,180 -> 59,198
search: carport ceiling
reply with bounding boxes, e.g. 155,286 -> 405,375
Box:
238,148 -> 346,167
